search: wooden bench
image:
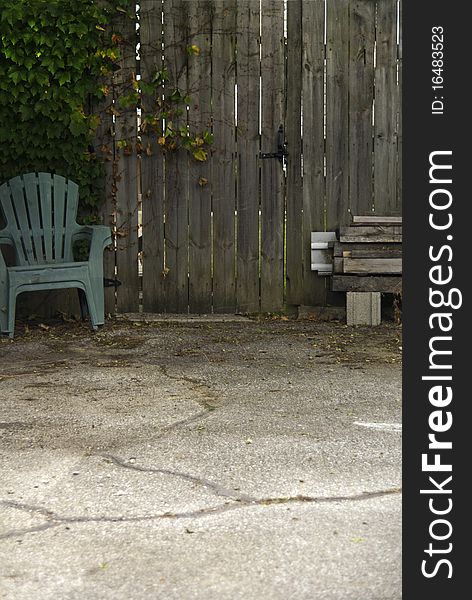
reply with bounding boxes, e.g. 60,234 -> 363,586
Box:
332,216 -> 402,325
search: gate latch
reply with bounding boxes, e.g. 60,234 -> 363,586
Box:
260,124 -> 287,164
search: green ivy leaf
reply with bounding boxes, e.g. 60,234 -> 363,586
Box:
203,131 -> 214,145
193,148 -> 208,162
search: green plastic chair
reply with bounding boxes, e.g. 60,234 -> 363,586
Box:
0,172 -> 112,337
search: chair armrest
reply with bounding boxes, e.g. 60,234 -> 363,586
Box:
75,225 -> 113,257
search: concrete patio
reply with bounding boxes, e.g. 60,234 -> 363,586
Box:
0,317 -> 402,600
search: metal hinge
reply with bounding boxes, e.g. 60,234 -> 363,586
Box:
260,124 -> 287,164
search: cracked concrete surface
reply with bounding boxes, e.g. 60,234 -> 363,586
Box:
0,318 -> 402,600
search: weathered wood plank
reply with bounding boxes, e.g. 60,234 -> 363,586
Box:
236,0 -> 260,313
374,0 -> 400,215
212,0 -> 237,313
334,241 -> 402,258
339,257 -> 402,274
397,0 -> 402,212
352,215 -> 402,225
163,0 -> 189,312
333,257 -> 343,274
95,96 -> 115,316
285,0 -> 303,307
332,275 -> 402,293
326,0 -> 350,229
260,0 -> 285,312
339,225 -> 402,243
187,1 -> 212,313
114,5 -> 139,312
140,0 -> 166,312
349,0 -> 375,215
301,0 -> 326,306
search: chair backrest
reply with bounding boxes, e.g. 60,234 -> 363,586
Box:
0,173 -> 80,265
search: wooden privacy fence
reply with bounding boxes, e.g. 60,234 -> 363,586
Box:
98,0 -> 402,315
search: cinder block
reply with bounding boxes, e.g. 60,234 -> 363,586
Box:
346,292 -> 381,326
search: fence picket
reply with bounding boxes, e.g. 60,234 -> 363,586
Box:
188,1 -> 213,313
301,0 -> 326,306
236,0 -> 260,313
285,0 -> 303,307
374,0 -> 399,215
140,0 -> 166,313
212,0 -> 237,313
397,0 -> 402,212
162,0 -> 190,312
326,0 -> 350,229
260,0 -> 285,312
114,8 -> 139,312
349,0 -> 375,216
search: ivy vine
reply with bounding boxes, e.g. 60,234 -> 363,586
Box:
139,61 -> 213,164
0,0 -> 213,221
0,0 -> 126,216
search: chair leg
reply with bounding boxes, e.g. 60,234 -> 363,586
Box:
77,289 -> 89,321
7,286 -> 17,337
88,274 -> 105,326
84,284 -> 99,331
0,303 -> 7,335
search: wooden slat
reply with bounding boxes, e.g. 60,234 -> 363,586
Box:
333,257 -> 343,274
340,257 -> 402,274
212,0 -> 237,313
162,0 -> 189,312
187,1 -> 212,313
236,0 -> 260,313
374,0 -> 399,215
332,275 -> 402,293
397,0 -> 402,211
52,175 -> 66,261
339,225 -> 402,243
140,0 -> 165,312
38,173 -> 53,263
352,215 -> 402,225
114,7 -> 139,312
63,180 -> 78,262
260,0 -> 285,312
301,0 -> 326,306
94,95 -> 115,315
285,0 -> 303,307
349,0 -> 375,215
23,173 -> 44,264
326,0 -> 350,229
9,177 -> 35,264
94,1 -> 116,315
334,241 -> 402,258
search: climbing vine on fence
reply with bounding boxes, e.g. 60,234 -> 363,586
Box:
0,0 -> 126,216
0,0 -> 213,220
139,61 -> 213,164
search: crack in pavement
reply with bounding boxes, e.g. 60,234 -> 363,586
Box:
141,365 -> 220,441
157,409 -> 215,437
100,453 -> 258,503
0,488 -> 401,540
158,365 -> 218,413
1,351 -> 402,544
